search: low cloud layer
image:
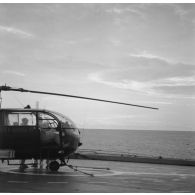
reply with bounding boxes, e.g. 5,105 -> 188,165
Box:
89,54 -> 195,98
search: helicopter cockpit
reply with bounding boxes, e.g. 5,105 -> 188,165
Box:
0,108 -> 81,159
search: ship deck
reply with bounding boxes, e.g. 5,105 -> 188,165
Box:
0,159 -> 195,193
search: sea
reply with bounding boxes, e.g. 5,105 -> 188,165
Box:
79,129 -> 195,160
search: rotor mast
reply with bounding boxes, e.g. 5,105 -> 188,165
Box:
0,85 -> 158,110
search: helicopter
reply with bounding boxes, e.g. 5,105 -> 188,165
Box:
0,85 -> 158,173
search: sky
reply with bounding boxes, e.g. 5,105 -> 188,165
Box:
0,3 -> 195,131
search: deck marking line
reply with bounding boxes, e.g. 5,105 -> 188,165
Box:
88,182 -> 109,184
8,181 -> 28,183
48,182 -> 68,184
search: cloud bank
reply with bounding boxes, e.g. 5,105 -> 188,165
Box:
89,53 -> 195,98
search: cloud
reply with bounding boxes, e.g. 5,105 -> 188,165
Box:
170,4 -> 195,23
129,51 -> 173,63
131,100 -> 173,105
0,25 -> 33,38
125,7 -> 146,19
105,5 -> 145,19
171,4 -> 190,19
105,7 -> 124,14
3,70 -> 25,77
88,54 -> 195,99
109,38 -> 121,47
174,5 -> 188,18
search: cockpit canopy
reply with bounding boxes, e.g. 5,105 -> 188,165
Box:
0,109 -> 77,130
48,110 -> 77,129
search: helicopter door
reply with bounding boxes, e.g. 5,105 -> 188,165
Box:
38,112 -> 59,147
4,112 -> 40,156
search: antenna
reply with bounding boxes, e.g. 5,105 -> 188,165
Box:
0,85 -> 159,110
0,91 -> 2,109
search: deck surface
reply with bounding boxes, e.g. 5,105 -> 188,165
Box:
0,159 -> 195,193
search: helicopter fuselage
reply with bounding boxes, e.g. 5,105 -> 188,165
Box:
0,108 -> 81,160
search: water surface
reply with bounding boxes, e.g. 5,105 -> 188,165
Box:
79,129 -> 195,160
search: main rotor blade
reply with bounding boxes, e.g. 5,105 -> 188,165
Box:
0,85 -> 158,110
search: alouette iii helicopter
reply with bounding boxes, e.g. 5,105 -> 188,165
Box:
0,85 -> 158,173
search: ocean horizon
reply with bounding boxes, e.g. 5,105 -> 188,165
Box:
79,129 -> 195,160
